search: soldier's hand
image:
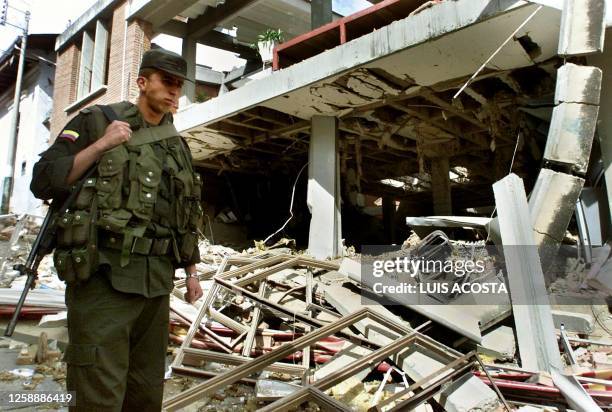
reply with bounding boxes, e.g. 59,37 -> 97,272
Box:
185,277 -> 203,303
97,121 -> 132,151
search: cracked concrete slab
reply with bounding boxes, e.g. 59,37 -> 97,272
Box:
182,132 -> 237,159
493,173 -> 562,372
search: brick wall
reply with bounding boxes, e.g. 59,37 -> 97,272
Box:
49,44 -> 79,138
49,0 -> 153,140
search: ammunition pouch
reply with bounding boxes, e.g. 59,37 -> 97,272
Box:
53,250 -> 75,283
53,244 -> 98,283
54,177 -> 100,284
98,209 -> 132,233
74,177 -> 97,209
96,145 -> 129,210
126,145 -> 163,221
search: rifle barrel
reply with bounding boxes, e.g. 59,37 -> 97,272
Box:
4,270 -> 37,337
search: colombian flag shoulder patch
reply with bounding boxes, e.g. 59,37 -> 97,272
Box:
59,129 -> 79,142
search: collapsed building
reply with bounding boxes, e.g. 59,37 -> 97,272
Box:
169,0 -> 611,256
0,0 -> 611,411
41,0 -> 611,256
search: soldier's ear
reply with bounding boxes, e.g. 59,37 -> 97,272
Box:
136,76 -> 147,91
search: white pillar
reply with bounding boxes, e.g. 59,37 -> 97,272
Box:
307,115 -> 342,259
180,37 -> 197,107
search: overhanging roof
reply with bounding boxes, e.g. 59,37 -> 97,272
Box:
169,0 -> 564,208
130,0 -> 343,45
0,34 -> 57,93
175,0 -> 561,159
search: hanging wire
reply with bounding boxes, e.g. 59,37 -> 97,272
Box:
262,162 -> 309,245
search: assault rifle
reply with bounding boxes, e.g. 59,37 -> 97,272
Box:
5,105 -> 118,336
4,167 -> 97,337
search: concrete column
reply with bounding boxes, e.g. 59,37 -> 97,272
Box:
180,37 -> 197,107
307,115 -> 342,259
430,157 -> 452,215
311,0 -> 332,29
382,196 -> 396,243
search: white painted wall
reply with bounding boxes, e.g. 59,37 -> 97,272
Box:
0,60 -> 55,216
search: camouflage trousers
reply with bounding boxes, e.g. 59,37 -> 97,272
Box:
64,269 -> 169,411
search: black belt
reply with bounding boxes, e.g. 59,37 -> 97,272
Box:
98,233 -> 172,256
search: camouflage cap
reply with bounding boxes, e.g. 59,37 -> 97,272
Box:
139,48 -> 193,82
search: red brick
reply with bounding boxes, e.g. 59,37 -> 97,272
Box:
50,0 -> 153,140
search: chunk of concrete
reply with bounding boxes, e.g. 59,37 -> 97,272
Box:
398,349 -> 501,412
313,343 -> 373,382
478,326 -> 516,361
558,0 -> 606,56
528,169 -> 585,267
440,372 -> 503,412
38,312 -> 67,328
487,170 -> 584,263
552,310 -> 594,334
322,283 -> 410,344
543,103 -> 599,174
555,63 -> 602,105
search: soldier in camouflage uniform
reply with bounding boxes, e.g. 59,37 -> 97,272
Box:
31,48 -> 204,411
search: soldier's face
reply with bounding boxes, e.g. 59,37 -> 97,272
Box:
138,71 -> 184,114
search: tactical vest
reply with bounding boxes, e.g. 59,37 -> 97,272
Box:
54,104 -> 203,283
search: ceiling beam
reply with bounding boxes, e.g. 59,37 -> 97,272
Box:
135,0 -> 199,30
187,0 -> 262,40
159,21 -> 258,59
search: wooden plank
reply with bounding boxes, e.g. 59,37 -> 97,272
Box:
492,173 -> 562,372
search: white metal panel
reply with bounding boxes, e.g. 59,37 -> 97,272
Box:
77,30 -> 94,99
91,20 -> 109,90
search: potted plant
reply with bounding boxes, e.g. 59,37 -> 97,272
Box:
255,29 -> 283,64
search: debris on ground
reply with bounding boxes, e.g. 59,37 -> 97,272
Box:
0,209 -> 610,411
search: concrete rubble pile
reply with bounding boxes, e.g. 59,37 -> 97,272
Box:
159,225 -> 612,411
1,2 -> 612,410
0,212 -> 610,410
158,6 -> 612,409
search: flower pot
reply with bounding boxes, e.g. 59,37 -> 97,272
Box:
257,40 -> 276,63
